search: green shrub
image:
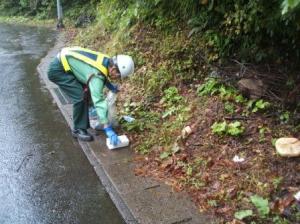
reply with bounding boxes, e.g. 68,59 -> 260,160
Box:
250,195 -> 270,218
197,78 -> 220,96
224,102 -> 235,114
145,66 -> 172,97
188,1 -> 300,64
162,87 -> 183,106
197,78 -> 239,101
247,99 -> 271,113
211,121 -> 245,136
161,87 -> 187,119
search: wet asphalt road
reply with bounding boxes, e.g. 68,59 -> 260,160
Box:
0,24 -> 124,224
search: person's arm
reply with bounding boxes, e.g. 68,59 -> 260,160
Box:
89,75 -> 119,145
88,75 -> 108,125
105,81 -> 119,93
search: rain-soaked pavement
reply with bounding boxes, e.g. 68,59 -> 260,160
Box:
0,24 -> 124,224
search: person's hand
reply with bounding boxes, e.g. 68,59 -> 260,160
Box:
106,82 -> 119,93
103,126 -> 120,145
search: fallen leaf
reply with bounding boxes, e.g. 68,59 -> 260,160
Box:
271,194 -> 295,214
134,167 -> 146,176
216,206 -> 231,214
212,181 -> 221,190
229,219 -> 246,224
161,158 -> 174,169
227,187 -> 238,199
234,209 -> 253,220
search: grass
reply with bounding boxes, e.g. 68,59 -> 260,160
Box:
0,16 -> 55,26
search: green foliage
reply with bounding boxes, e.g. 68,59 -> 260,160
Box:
180,161 -> 207,189
258,126 -> 267,143
120,101 -> 160,132
145,66 -> 173,97
224,102 -> 235,114
137,136 -> 157,154
160,151 -> 171,160
272,216 -> 290,224
188,0 -> 300,64
271,138 -> 278,146
280,111 -> 290,123
234,209 -> 253,220
184,164 -> 193,176
235,94 -> 246,103
161,86 -> 187,119
272,177 -> 283,189
0,0 -> 94,18
197,78 -> 240,101
127,86 -> 190,154
250,195 -> 270,217
162,87 -> 183,106
208,200 -> 218,207
121,111 -> 160,132
97,0 -> 135,32
211,121 -> 244,136
247,99 -> 271,113
227,121 -> 245,136
197,78 -> 220,96
96,0 -> 199,33
4,0 -> 300,65
254,100 -> 271,112
211,121 -> 227,135
219,86 -> 239,101
282,0 -> 300,14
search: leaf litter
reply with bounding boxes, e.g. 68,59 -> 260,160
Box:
132,96 -> 300,223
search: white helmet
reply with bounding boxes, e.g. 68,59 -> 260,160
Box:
113,55 -> 134,78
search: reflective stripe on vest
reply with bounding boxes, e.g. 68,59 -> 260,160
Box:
60,47 -> 109,77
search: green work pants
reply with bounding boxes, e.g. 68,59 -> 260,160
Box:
47,57 -> 89,130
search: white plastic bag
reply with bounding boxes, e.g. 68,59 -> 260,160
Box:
106,91 -> 118,127
89,106 -> 100,129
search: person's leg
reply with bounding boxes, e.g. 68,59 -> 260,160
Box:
47,58 -> 92,141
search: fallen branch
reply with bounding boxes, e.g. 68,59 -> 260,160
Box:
224,116 -> 254,121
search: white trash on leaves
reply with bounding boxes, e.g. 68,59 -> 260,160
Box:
181,126 -> 192,139
123,115 -> 135,122
106,135 -> 130,150
294,191 -> 300,201
232,155 -> 245,163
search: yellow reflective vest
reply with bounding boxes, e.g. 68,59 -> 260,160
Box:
60,47 -> 110,77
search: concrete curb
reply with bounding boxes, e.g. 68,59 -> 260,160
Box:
37,32 -> 213,224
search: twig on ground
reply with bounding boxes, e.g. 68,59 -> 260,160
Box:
266,90 -> 284,102
232,59 -> 249,76
16,153 -> 33,172
224,116 -> 254,121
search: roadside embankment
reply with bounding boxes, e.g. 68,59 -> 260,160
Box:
37,31 -> 212,224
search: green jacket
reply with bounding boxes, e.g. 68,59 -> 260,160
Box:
67,56 -> 108,124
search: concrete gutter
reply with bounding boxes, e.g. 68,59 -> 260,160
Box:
37,33 -> 214,224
